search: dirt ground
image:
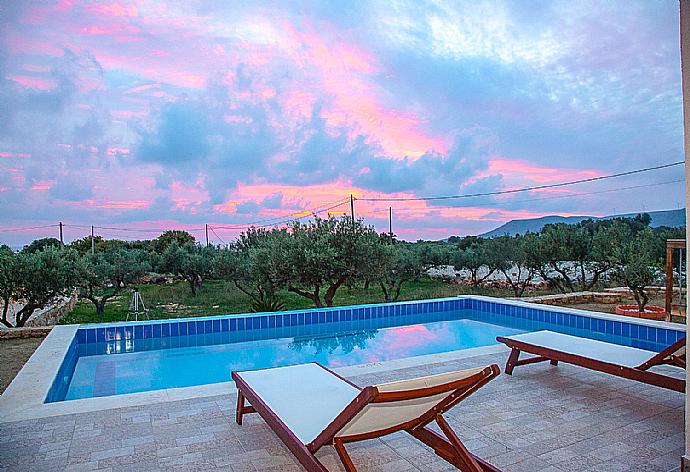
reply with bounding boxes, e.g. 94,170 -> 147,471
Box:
0,337 -> 44,394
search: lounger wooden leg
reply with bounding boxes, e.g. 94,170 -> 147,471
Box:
334,439 -> 357,472
435,415 -> 484,472
236,390 -> 245,425
505,347 -> 521,375
410,425 -> 498,472
550,359 -> 559,366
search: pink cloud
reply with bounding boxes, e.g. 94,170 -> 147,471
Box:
0,152 -> 31,158
68,199 -> 149,210
87,3 -> 139,17
106,147 -> 130,157
31,180 -> 54,191
487,158 -> 602,184
278,23 -> 448,159
7,75 -> 58,91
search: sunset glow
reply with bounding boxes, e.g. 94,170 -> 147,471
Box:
0,1 -> 683,246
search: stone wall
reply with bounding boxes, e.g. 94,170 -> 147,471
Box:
0,327 -> 52,339
520,291 -> 622,306
23,290 -> 78,327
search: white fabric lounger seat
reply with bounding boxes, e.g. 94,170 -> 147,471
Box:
234,363 -> 361,444
232,362 -> 502,472
496,330 -> 685,392
502,331 -> 656,367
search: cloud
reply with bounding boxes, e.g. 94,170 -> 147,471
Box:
0,0 -> 683,248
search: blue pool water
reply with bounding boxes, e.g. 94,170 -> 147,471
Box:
47,297 -> 684,403
64,316 -> 521,400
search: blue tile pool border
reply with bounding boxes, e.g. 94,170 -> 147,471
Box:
73,296 -> 685,352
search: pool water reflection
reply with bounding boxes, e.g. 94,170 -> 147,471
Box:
64,317 -> 523,400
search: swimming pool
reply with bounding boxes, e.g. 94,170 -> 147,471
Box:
45,296 -> 685,403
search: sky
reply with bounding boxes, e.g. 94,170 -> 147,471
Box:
0,0 -> 685,247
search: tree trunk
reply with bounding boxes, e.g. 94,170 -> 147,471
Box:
633,288 -> 649,313
233,280 -> 262,304
380,282 -> 392,302
324,276 -> 348,307
392,280 -> 403,302
1,296 -> 12,328
15,303 -> 39,327
288,286 -> 322,307
478,268 -> 495,285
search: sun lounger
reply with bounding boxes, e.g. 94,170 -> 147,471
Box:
496,330 -> 685,392
232,362 -> 501,472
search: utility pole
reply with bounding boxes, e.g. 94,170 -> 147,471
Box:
59,221 -> 64,246
389,207 -> 393,237
205,224 -> 209,247
350,194 -> 355,223
91,226 -> 95,255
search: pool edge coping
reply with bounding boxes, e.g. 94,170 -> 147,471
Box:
1,295 -> 683,423
0,342 -> 509,423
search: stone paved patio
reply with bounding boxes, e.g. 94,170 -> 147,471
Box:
0,350 -> 684,472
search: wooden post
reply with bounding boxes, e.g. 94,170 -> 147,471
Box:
679,1 -> 690,468
667,241 -> 674,320
389,207 -> 393,237
59,221 -> 63,246
350,195 -> 355,223
91,226 -> 95,255
205,224 -> 209,247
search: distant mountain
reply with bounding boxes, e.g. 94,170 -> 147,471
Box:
479,208 -> 686,238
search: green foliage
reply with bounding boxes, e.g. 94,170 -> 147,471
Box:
250,297 -> 286,313
62,277 -> 489,324
483,234 -> 540,297
69,235 -> 126,255
158,242 -> 215,296
284,217 -> 381,307
416,242 -> 451,268
151,230 -> 196,253
22,237 -> 62,254
13,247 -> 79,326
611,227 -> 661,312
103,247 -> 151,288
214,227 -> 291,305
451,238 -> 503,286
0,247 -> 17,327
374,242 -> 424,302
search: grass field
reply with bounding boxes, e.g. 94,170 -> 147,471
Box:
60,278 -> 520,324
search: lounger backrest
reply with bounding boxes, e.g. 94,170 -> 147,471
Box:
637,337 -> 686,370
333,366 -> 496,439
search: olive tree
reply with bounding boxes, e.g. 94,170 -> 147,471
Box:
284,217 -> 380,308
158,242 -> 214,296
0,247 -> 17,328
104,247 -> 151,289
76,254 -> 118,314
611,227 -> 661,313
13,247 -> 79,326
151,230 -> 196,253
375,243 -> 423,302
486,234 -> 539,297
527,223 -> 612,293
451,239 -> 502,286
214,228 -> 290,311
75,248 -> 150,314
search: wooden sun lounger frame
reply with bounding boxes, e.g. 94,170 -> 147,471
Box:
496,335 -> 686,393
232,363 -> 501,472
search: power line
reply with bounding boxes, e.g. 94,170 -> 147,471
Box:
362,179 -> 685,214
355,161 -> 684,202
0,224 -> 58,233
208,227 -> 227,245
209,198 -> 350,230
